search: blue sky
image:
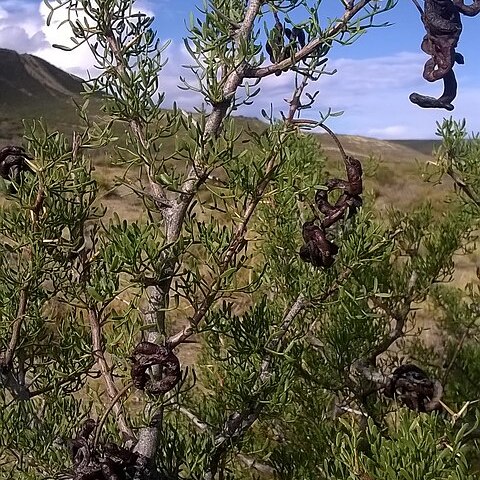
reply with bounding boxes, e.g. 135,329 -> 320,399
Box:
1,0 -> 480,139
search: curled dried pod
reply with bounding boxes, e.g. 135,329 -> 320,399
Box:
70,419 -> 143,479
410,62 -> 460,111
131,341 -> 181,395
265,24 -> 287,64
314,188 -> 337,218
70,419 -> 97,477
299,132 -> 362,268
0,145 -> 34,191
409,0 -> 480,110
314,155 -> 363,228
102,442 -> 140,477
344,156 -> 363,196
384,364 -> 443,412
299,221 -> 338,268
323,156 -> 362,197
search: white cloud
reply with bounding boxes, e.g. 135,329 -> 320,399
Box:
0,25 -> 46,51
368,125 -> 410,138
0,1 -> 46,53
0,1 -> 156,77
35,2 -> 97,77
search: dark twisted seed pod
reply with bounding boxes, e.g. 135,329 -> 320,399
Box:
409,0 -> 480,110
384,364 -> 443,413
313,155 -> 363,229
299,129 -> 363,269
131,341 -> 181,395
0,145 -> 33,191
300,221 -> 338,268
265,24 -> 307,75
70,419 -> 143,480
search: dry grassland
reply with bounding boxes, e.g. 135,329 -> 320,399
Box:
1,118 -> 478,364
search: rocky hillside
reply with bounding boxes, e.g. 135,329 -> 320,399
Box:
0,48 -> 83,110
0,48 -> 85,143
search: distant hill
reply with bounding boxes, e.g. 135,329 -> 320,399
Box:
389,139 -> 441,156
0,48 -> 85,143
317,134 -> 434,164
0,48 -> 83,110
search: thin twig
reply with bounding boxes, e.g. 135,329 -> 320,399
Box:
368,271 -> 418,362
1,287 -> 29,370
447,167 -> 480,208
177,406 -> 209,431
204,271 -> 350,478
290,119 -> 348,162
176,407 -> 277,476
93,381 -> 134,449
2,148 -> 49,371
287,75 -> 310,122
88,308 -> 134,440
237,454 -> 277,476
411,0 -> 424,15
29,366 -> 98,397
318,123 -> 349,163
